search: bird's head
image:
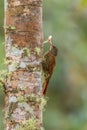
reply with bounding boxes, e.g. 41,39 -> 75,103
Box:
43,35 -> 58,56
50,44 -> 58,56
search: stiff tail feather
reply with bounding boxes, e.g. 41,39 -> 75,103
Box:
42,77 -> 50,95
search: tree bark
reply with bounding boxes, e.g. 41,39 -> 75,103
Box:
4,0 -> 43,130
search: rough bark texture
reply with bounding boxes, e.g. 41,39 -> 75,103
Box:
4,0 -> 43,130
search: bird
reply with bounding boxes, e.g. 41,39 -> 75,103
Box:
42,36 -> 58,95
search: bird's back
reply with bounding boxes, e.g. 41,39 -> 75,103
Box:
42,51 -> 56,77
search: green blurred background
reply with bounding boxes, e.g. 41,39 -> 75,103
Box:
0,0 -> 87,130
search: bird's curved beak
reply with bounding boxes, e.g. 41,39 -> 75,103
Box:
48,39 -> 53,46
43,35 -> 53,46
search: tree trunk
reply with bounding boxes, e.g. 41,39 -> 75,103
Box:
4,0 -> 43,129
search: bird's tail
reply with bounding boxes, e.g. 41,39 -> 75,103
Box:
42,77 -> 50,95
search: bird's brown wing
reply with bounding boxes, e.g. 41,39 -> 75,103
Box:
42,52 -> 50,77
42,52 -> 56,95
